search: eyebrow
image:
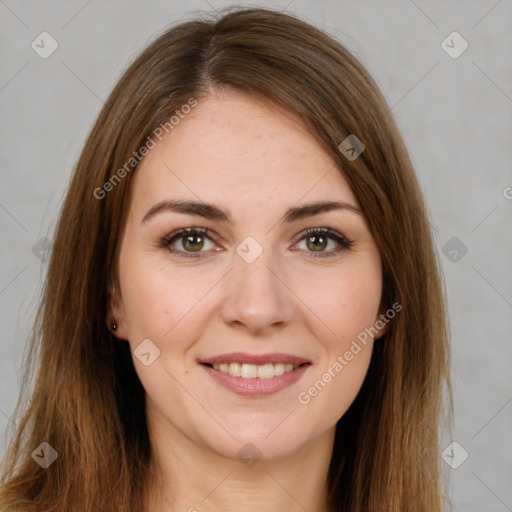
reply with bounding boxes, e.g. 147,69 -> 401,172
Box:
141,198 -> 361,225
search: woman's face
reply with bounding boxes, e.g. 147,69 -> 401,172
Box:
111,90 -> 384,462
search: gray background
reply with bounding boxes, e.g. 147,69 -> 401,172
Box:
1,0 -> 511,510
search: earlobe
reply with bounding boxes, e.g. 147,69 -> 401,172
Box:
106,285 -> 128,340
373,309 -> 390,340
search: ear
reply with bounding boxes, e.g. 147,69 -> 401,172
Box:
373,306 -> 391,341
106,284 -> 128,340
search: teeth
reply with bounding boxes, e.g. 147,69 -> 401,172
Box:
211,362 -> 299,378
256,364 -> 274,379
228,363 -> 241,377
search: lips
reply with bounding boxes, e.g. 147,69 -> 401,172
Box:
198,352 -> 312,396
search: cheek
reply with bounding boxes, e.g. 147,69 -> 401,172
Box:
119,251 -> 219,346
294,281 -> 377,427
291,265 -> 380,420
296,344 -> 374,430
293,263 -> 382,347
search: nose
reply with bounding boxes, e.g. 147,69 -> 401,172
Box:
219,247 -> 294,335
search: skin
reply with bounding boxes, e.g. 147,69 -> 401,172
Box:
108,90 -> 386,512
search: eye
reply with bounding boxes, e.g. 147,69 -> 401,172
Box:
293,228 -> 353,258
160,226 -> 353,260
160,227 -> 220,259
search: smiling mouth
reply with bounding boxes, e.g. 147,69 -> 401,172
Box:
201,362 -> 309,379
199,357 -> 312,396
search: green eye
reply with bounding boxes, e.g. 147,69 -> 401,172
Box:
181,233 -> 205,252
161,227 -> 353,259
295,228 -> 353,258
161,227 -> 217,258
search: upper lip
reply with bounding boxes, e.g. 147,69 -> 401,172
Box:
198,352 -> 311,366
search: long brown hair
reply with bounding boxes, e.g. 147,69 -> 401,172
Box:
0,7 -> 452,511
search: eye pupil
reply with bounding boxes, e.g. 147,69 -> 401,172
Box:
183,235 -> 204,251
307,235 -> 327,251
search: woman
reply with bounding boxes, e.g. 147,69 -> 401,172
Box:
0,7 -> 452,511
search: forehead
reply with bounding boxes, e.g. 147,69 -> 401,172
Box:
131,90 -> 358,213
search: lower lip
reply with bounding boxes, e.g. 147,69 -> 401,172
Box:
200,364 -> 311,397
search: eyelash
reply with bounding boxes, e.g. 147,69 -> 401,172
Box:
160,227 -> 354,260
